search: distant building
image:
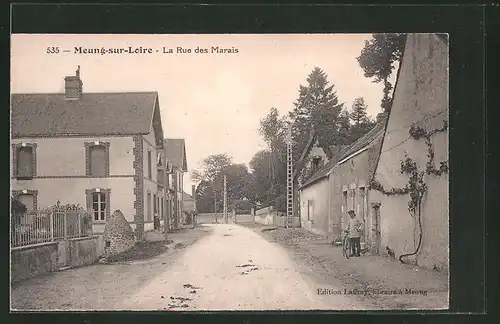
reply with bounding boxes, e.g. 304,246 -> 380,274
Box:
10,67 -> 168,241
163,139 -> 188,229
182,190 -> 196,214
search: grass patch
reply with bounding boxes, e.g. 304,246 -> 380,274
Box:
106,241 -> 169,262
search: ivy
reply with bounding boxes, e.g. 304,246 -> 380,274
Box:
409,120 -> 449,176
369,119 -> 448,216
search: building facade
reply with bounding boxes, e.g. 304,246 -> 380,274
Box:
11,67 -> 168,241
371,33 -> 449,271
299,122 -> 385,247
163,139 -> 188,230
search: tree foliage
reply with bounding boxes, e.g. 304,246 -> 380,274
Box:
192,154 -> 253,213
357,33 -> 406,113
349,97 -> 376,142
289,67 -> 346,160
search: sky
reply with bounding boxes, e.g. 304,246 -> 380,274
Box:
11,34 -> 394,190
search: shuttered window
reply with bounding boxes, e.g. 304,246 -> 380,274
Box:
90,146 -> 106,177
16,147 -> 34,178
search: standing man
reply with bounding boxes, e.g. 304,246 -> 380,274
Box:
347,210 -> 364,257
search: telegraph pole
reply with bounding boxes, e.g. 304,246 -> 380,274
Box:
214,190 -> 217,223
223,174 -> 228,224
286,125 -> 294,228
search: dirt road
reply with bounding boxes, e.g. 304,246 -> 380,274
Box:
118,224 -> 363,310
12,224 -> 364,311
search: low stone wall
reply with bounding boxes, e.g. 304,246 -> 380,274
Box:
255,206 -> 277,225
11,236 -> 104,284
276,216 -> 301,228
197,213 -> 223,224
11,242 -> 59,284
235,214 -> 254,224
57,236 -> 103,269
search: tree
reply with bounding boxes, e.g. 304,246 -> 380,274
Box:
191,153 -> 233,213
350,97 -> 369,125
248,150 -> 273,205
337,108 -> 351,146
259,107 -> 287,197
357,33 -> 406,113
349,97 -> 376,142
195,180 -> 216,213
214,163 -> 251,203
289,67 -> 346,160
191,153 -> 232,184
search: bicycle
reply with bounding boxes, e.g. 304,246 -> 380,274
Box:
342,230 -> 351,259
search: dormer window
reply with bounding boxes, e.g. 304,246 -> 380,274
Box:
312,156 -> 322,170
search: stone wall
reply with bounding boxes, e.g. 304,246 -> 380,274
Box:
11,236 -> 104,284
103,210 -> 136,258
11,242 -> 58,284
57,236 -> 102,269
254,207 -> 276,225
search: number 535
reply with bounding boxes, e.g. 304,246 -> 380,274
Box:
47,47 -> 60,54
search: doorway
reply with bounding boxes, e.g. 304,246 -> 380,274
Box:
371,203 -> 382,255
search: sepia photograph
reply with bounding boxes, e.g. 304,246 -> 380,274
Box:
10,33 -> 449,311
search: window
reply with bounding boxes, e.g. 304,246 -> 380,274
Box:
307,200 -> 313,221
85,142 -> 110,177
312,156 -> 322,170
13,143 -> 36,179
90,146 -> 106,176
157,152 -> 162,167
92,192 -> 106,221
18,194 -> 34,212
148,150 -> 152,179
86,188 -> 110,222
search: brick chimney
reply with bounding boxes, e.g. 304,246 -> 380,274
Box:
64,65 -> 83,100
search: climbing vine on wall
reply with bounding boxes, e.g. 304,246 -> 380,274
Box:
369,119 -> 448,214
369,119 -> 448,263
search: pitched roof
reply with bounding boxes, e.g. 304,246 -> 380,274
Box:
164,138 -> 188,172
300,120 -> 387,189
11,92 -> 159,137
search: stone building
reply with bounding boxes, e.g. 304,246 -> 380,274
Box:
371,33 -> 449,271
11,67 -> 169,241
299,121 -> 385,245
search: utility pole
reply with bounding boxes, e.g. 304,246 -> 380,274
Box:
223,174 -> 228,224
214,189 -> 217,223
192,184 -> 196,229
286,125 -> 294,228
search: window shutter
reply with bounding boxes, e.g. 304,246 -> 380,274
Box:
17,147 -> 33,178
90,146 -> 106,177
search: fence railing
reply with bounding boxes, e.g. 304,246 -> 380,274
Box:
10,208 -> 93,248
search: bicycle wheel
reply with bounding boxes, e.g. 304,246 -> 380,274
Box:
343,237 -> 351,259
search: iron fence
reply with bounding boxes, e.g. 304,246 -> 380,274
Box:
10,208 -> 93,248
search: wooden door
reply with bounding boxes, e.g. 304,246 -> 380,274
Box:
372,204 -> 381,255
